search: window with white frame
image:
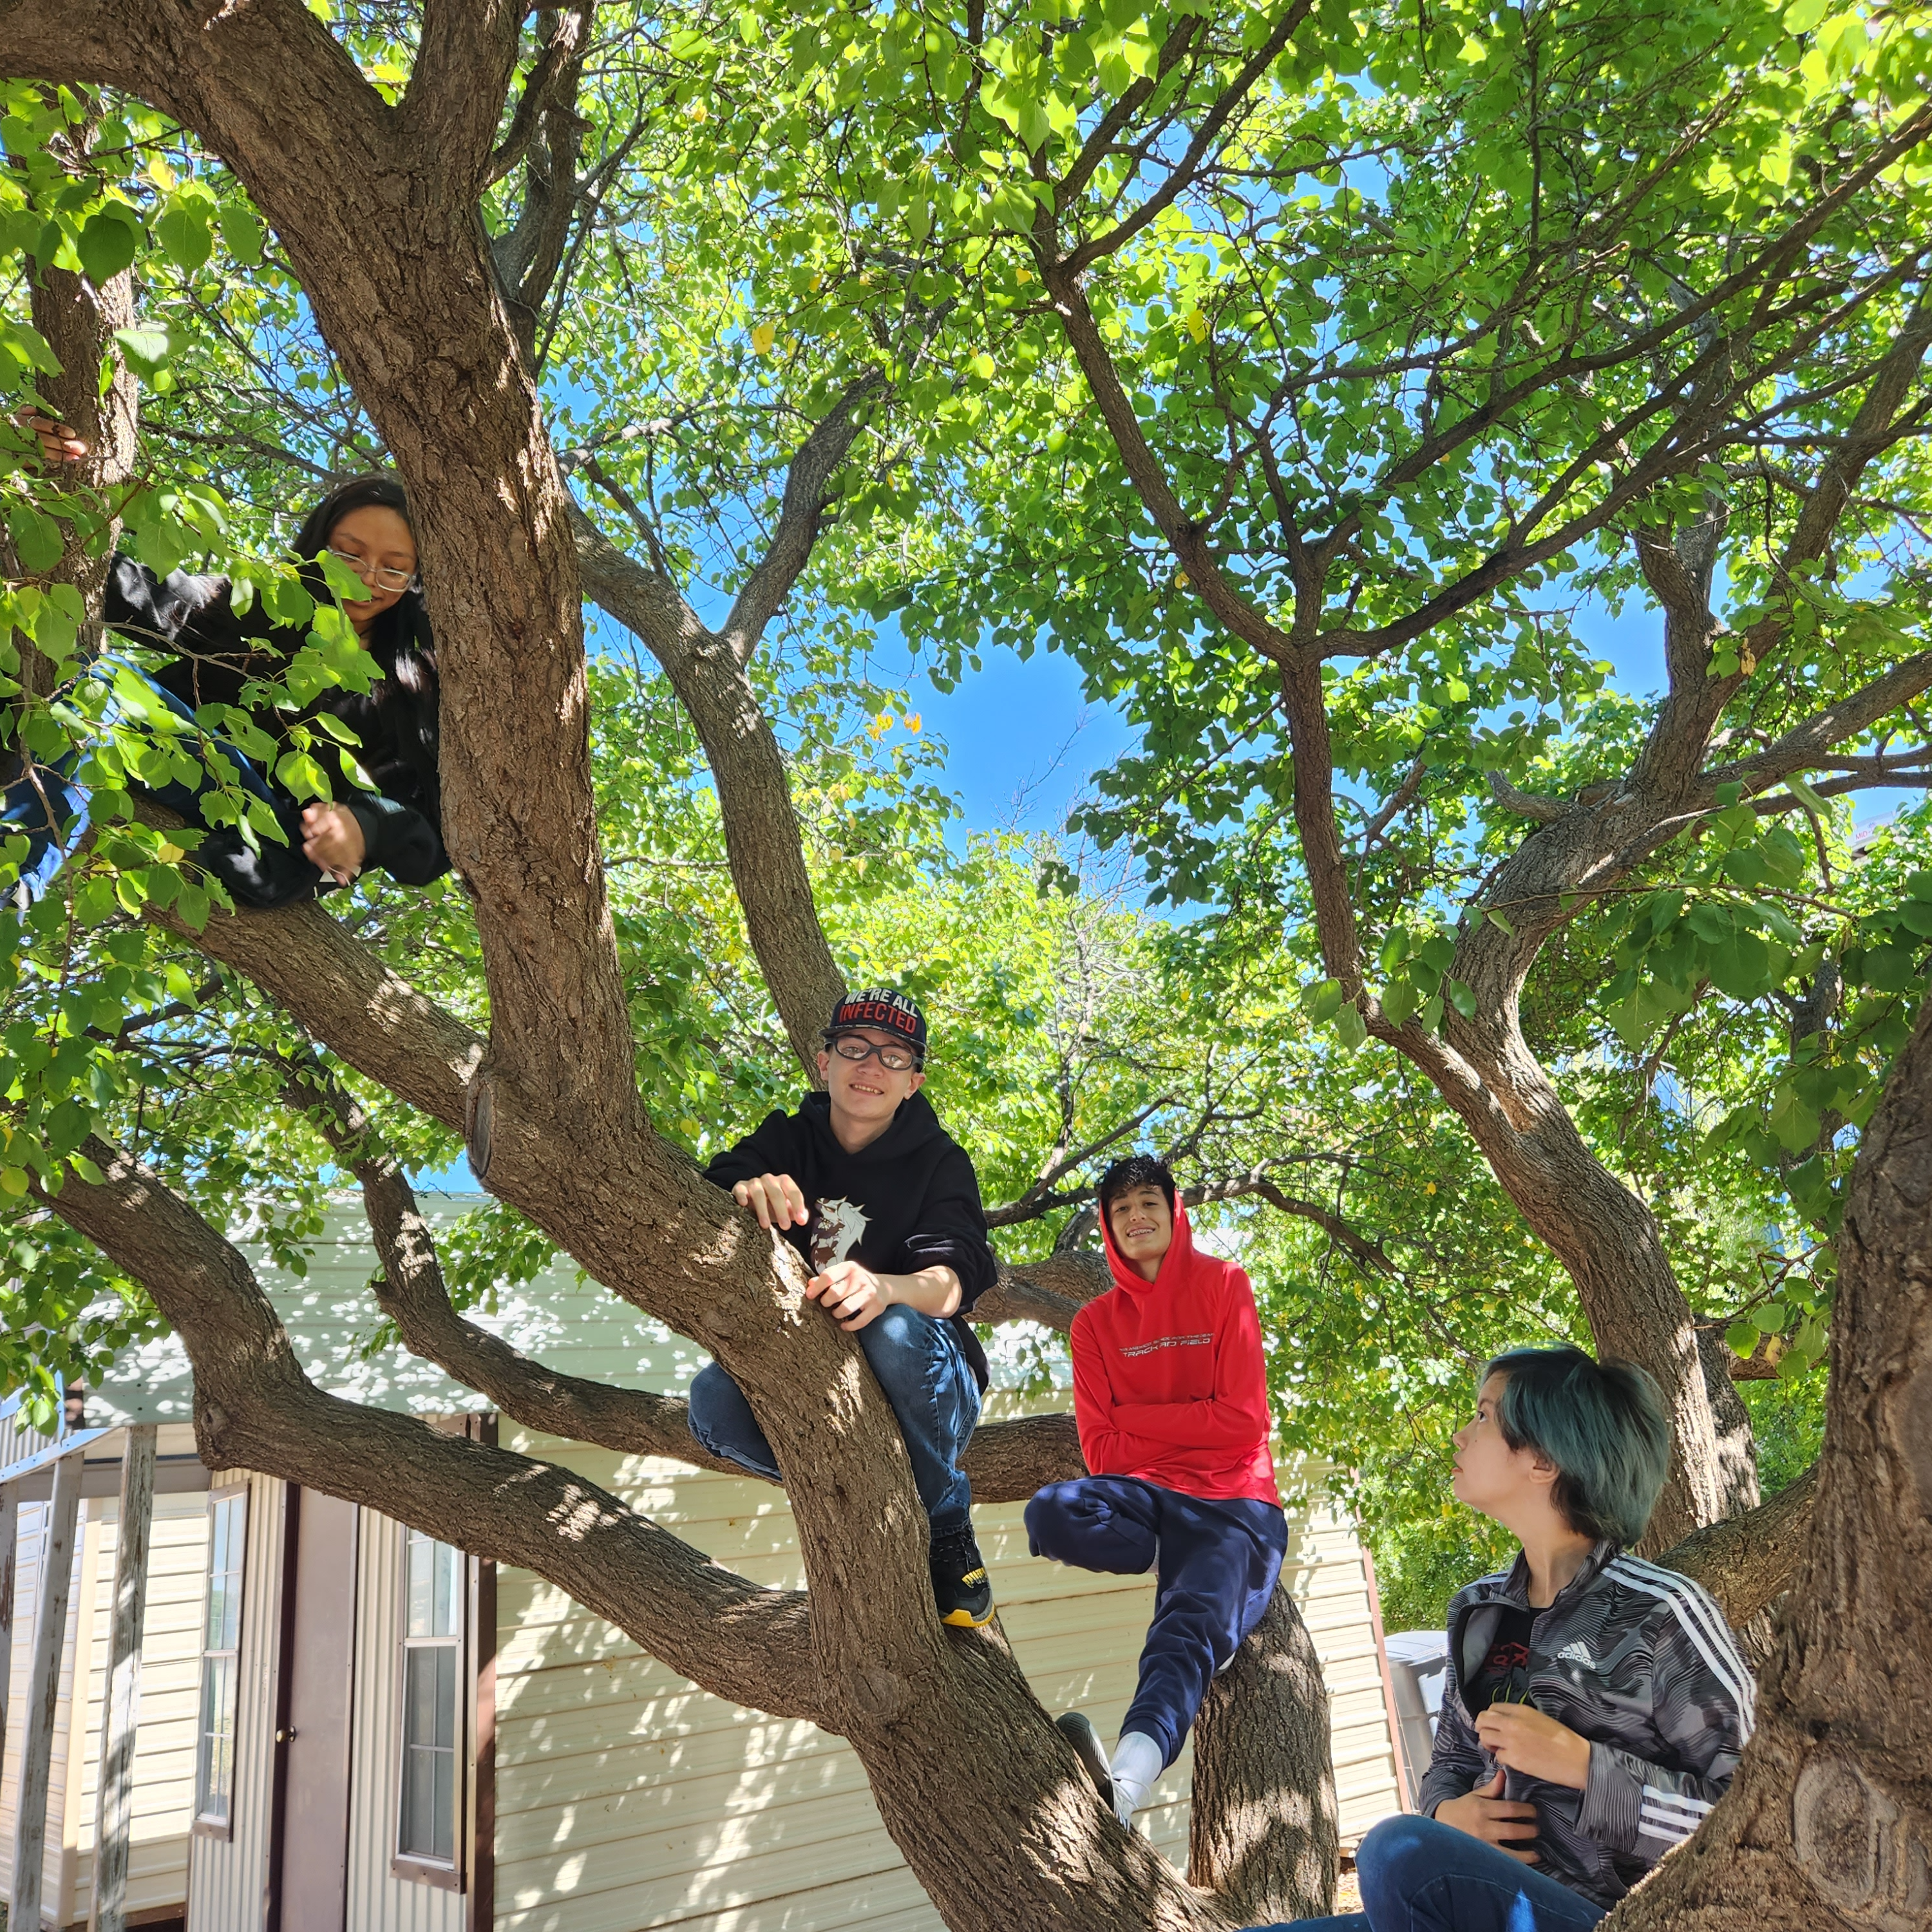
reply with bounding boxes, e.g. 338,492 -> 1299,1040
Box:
195,1484 -> 248,1826
397,1527 -> 464,1867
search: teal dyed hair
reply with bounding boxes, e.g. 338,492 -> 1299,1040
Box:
1482,1347 -> 1672,1548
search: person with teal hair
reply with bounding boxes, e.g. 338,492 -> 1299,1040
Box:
1248,1345 -> 1754,1932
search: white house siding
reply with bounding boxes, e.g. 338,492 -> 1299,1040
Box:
345,1510 -> 468,1932
185,1473 -> 285,1932
62,1486 -> 217,1927
491,1426 -> 1402,1932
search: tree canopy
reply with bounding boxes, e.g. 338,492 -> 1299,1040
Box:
1,3 -> 1929,1926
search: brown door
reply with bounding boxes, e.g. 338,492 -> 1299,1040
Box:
269,1488 -> 359,1932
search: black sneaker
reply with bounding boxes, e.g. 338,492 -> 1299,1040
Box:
1056,1710 -> 1115,1810
930,1527 -> 994,1627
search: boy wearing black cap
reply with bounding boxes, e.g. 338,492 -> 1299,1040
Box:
690,988 -> 1001,1625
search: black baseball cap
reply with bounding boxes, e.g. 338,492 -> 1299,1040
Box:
824,987 -> 928,1063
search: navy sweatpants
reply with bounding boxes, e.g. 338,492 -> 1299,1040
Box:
1025,1475 -> 1287,1768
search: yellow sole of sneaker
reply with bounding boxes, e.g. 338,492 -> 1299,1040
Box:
940,1600 -> 997,1628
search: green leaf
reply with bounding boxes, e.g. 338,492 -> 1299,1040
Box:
217,200 -> 264,266
113,325 -> 172,377
77,204 -> 141,284
1303,977 -> 1347,1023
1783,0 -> 1829,30
1725,1320 -> 1759,1358
1443,977 -> 1477,1019
1333,1003 -> 1367,1049
1380,978 -> 1419,1026
154,194 -> 213,271
5,504 -> 61,573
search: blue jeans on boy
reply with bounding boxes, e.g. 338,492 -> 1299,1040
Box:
687,1303 -> 981,1538
1251,1813 -> 1608,1932
2,660 -> 308,907
1025,1475 -> 1287,1768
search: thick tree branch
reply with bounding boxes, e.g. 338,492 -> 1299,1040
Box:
484,5 -> 592,189
1707,651 -> 1932,800
404,0 -> 528,187
40,1134 -> 828,1725
1655,1462 -> 1819,1631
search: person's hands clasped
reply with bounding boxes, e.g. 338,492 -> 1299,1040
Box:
732,1171 -> 810,1231
1435,1768 -> 1542,1863
806,1258 -> 890,1331
1474,1701 -> 1592,1790
301,802 -> 366,887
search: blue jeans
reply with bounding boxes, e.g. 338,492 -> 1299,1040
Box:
3,660 -> 314,908
1026,1476 -> 1286,1768
1253,1814 -> 1608,1931
687,1303 -> 981,1538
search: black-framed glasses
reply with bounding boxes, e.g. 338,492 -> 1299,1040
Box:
827,1034 -> 920,1073
325,547 -> 421,596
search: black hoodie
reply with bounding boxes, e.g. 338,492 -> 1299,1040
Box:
704,1089 -> 998,1390
104,556 -> 446,895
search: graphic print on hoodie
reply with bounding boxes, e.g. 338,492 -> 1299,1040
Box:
703,1089 -> 999,1388
1070,1198 -> 1280,1506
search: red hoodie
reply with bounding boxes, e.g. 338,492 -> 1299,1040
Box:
1070,1197 -> 1280,1506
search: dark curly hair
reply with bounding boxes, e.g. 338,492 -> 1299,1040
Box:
1097,1153 -> 1177,1217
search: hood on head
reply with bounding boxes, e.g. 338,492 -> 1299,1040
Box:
1099,1188 -> 1196,1296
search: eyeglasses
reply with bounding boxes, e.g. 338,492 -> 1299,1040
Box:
827,1034 -> 920,1073
325,547 -> 421,596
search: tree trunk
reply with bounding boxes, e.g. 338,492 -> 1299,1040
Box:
1189,1582 -> 1339,1924
1602,989 -> 1932,1932
26,258 -> 138,681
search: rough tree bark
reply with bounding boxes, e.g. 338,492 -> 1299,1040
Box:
1602,990 -> 1932,1932
1032,72 -> 1932,1550
0,8 -> 1336,1926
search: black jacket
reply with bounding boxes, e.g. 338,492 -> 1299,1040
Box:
104,556 -> 446,892
704,1090 -> 998,1389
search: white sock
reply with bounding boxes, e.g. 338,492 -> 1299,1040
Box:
1108,1730 -> 1164,1827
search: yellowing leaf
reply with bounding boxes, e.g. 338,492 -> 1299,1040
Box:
970,351 -> 995,379
1183,308 -> 1207,343
147,153 -> 177,191
685,97 -> 709,123
750,319 -> 777,355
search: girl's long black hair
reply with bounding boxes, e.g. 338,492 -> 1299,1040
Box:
290,474 -> 438,780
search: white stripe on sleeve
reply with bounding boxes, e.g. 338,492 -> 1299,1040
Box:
1607,1558 -> 1756,1738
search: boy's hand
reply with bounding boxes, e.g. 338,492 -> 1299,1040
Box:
301,802 -> 366,886
14,407 -> 87,467
806,1259 -> 887,1330
732,1173 -> 810,1231
1435,1770 -> 1540,1862
1474,1704 -> 1591,1791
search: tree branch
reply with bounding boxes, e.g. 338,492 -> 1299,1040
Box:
39,1134 -> 828,1725
719,371 -> 887,663
1655,1462 -> 1819,1631
569,501 -> 846,1075
404,0 -> 529,188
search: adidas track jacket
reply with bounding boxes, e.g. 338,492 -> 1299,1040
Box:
1416,1540 -> 1754,1909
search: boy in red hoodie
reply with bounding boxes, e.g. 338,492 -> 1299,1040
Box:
1027,1155 -> 1287,1828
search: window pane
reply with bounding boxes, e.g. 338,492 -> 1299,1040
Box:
433,1540 -> 459,1637
407,1530 -> 432,1636
433,1645 -> 456,1749
198,1654 -> 234,1820
399,1644 -> 458,1861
